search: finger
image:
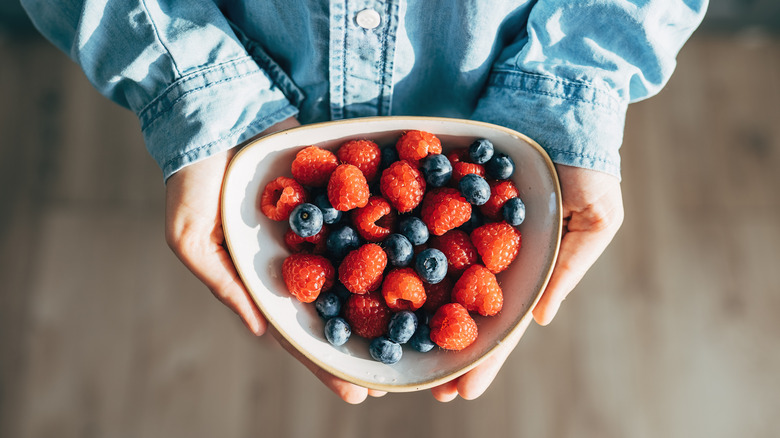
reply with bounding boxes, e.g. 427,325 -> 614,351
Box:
368,389 -> 388,398
165,150 -> 268,336
454,315 -> 531,400
533,210 -> 622,326
533,166 -> 624,326
430,380 -> 459,402
313,367 -> 369,404
179,234 -> 268,336
269,326 -> 370,404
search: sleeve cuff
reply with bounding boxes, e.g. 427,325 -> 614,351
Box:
138,56 -> 299,181
471,70 -> 627,179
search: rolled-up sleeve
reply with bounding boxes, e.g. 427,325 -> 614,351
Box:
471,0 -> 708,179
22,0 -> 302,180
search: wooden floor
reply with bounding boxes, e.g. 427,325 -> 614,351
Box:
1,32 -> 779,438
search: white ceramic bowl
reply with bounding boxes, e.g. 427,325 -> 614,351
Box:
221,116 -> 562,392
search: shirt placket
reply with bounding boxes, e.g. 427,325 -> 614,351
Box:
329,0 -> 400,120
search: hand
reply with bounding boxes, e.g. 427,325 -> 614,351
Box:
165,117 -> 384,404
533,164 -> 624,325
430,164 -> 624,401
165,117 -> 300,335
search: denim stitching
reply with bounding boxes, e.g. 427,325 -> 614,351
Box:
492,69 -> 612,94
139,56 -> 255,119
170,56 -> 255,84
235,26 -> 305,106
500,86 -> 617,111
490,70 -> 623,111
140,69 -> 262,129
544,146 -> 616,165
161,105 -> 298,175
139,0 -> 182,77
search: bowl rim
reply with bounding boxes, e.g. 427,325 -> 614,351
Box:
220,115 -> 562,392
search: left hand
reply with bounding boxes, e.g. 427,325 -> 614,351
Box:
430,164 -> 624,401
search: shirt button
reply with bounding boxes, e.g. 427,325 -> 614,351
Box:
355,9 -> 381,30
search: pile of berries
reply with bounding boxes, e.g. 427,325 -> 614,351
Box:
260,131 -> 526,364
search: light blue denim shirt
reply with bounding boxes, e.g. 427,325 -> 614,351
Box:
22,0 -> 707,180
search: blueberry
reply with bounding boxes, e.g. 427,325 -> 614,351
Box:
468,138 -> 494,164
324,317 -> 351,346
458,173 -> 490,206
388,310 -> 418,344
414,248 -> 448,284
420,154 -> 452,187
459,208 -> 484,234
380,146 -> 399,171
289,203 -> 323,238
314,291 -> 342,319
313,193 -> 342,225
502,196 -> 526,226
485,152 -> 515,180
399,217 -> 429,246
384,233 -> 414,267
409,324 -> 435,353
326,225 -> 361,260
369,336 -> 403,364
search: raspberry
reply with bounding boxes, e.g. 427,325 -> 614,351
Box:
446,148 -> 468,163
451,264 -> 503,316
379,160 -> 426,213
470,222 -> 521,274
284,226 -> 328,254
381,267 -> 426,311
429,229 -> 477,276
420,187 -> 472,236
429,303 -> 478,351
338,243 -> 388,294
422,275 -> 453,312
337,139 -> 381,182
291,146 -> 339,187
270,131 -> 528,358
447,149 -> 485,183
282,253 -> 335,303
327,164 -> 370,211
352,196 -> 397,242
395,130 -> 442,166
344,291 -> 392,339
260,176 -> 308,221
480,179 -> 519,220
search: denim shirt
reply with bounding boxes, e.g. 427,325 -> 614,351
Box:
22,0 -> 707,180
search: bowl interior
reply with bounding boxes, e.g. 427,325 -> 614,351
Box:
221,116 -> 561,391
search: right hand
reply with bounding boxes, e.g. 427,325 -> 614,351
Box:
164,117 -> 385,403
164,117 -> 301,337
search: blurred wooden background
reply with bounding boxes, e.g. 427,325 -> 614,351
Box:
2,15 -> 779,438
